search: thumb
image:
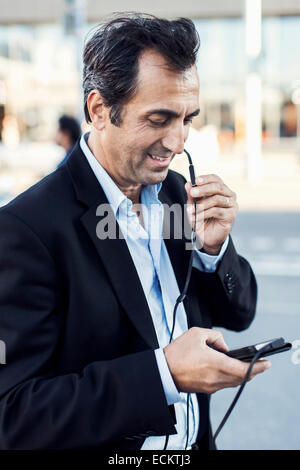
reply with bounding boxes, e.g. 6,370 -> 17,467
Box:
205,329 -> 229,353
185,181 -> 195,206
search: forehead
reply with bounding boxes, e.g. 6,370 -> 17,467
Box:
126,49 -> 199,114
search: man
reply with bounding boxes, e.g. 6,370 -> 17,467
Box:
55,114 -> 81,168
0,14 -> 270,450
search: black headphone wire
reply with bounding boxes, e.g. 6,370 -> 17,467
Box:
212,342 -> 273,446
163,149 -> 197,450
161,150 -> 272,451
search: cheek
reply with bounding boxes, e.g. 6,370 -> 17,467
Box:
184,126 -> 190,142
132,125 -> 164,150
110,121 -> 164,156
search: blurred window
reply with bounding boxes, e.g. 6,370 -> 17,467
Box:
0,27 -> 9,59
194,18 -> 245,85
0,25 -> 33,62
0,42 -> 9,59
262,16 -> 300,86
195,16 -> 300,139
0,15 -> 299,142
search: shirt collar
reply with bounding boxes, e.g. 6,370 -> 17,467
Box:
80,132 -> 162,214
80,133 -> 126,216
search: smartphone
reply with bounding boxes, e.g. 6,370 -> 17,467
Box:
225,337 -> 292,362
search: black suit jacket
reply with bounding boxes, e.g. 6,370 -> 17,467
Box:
0,142 -> 257,450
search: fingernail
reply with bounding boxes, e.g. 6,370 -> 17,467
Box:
265,361 -> 272,369
197,177 -> 204,184
190,188 -> 198,197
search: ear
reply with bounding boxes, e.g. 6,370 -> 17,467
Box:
86,90 -> 109,130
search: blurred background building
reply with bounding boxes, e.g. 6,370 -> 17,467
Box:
0,0 -> 300,450
0,0 -> 300,209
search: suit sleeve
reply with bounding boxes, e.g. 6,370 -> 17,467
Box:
0,209 -> 176,449
193,236 -> 257,331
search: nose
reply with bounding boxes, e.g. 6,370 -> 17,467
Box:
161,122 -> 187,155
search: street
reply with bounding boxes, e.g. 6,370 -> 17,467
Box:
211,211 -> 300,450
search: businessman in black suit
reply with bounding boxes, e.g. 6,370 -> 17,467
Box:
0,13 -> 270,450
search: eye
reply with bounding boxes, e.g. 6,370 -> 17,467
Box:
148,119 -> 169,127
184,118 -> 193,125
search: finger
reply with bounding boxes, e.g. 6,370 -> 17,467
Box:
250,360 -> 272,377
226,356 -> 272,381
200,206 -> 236,221
185,182 -> 199,221
185,181 -> 197,206
187,206 -> 237,233
185,178 -> 233,201
190,182 -> 234,200
196,174 -> 223,185
185,178 -> 237,218
204,329 -> 229,352
195,174 -> 236,201
187,195 -> 235,213
209,335 -> 229,353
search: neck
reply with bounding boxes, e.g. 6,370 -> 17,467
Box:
118,185 -> 142,205
87,131 -> 142,205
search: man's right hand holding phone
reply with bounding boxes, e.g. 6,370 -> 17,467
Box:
163,327 -> 271,394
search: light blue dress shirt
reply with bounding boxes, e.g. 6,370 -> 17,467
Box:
80,133 -> 229,449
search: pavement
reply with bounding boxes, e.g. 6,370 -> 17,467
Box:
210,211 -> 300,450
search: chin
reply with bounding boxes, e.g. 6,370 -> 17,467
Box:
143,169 -> 169,185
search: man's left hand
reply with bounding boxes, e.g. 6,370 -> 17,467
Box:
185,174 -> 238,255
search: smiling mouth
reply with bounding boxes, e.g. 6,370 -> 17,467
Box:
148,153 -> 169,161
147,153 -> 173,167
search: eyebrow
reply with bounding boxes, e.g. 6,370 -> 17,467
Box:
145,108 -> 200,120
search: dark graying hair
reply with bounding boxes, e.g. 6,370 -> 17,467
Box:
83,12 -> 200,126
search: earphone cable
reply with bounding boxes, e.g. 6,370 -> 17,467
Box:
163,198 -> 197,450
184,392 -> 191,450
212,342 -> 272,445
162,149 -> 271,451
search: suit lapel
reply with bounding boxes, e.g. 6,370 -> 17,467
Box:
67,143 -> 159,349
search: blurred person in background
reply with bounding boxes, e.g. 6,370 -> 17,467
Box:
55,114 -> 81,167
0,13 -> 270,451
